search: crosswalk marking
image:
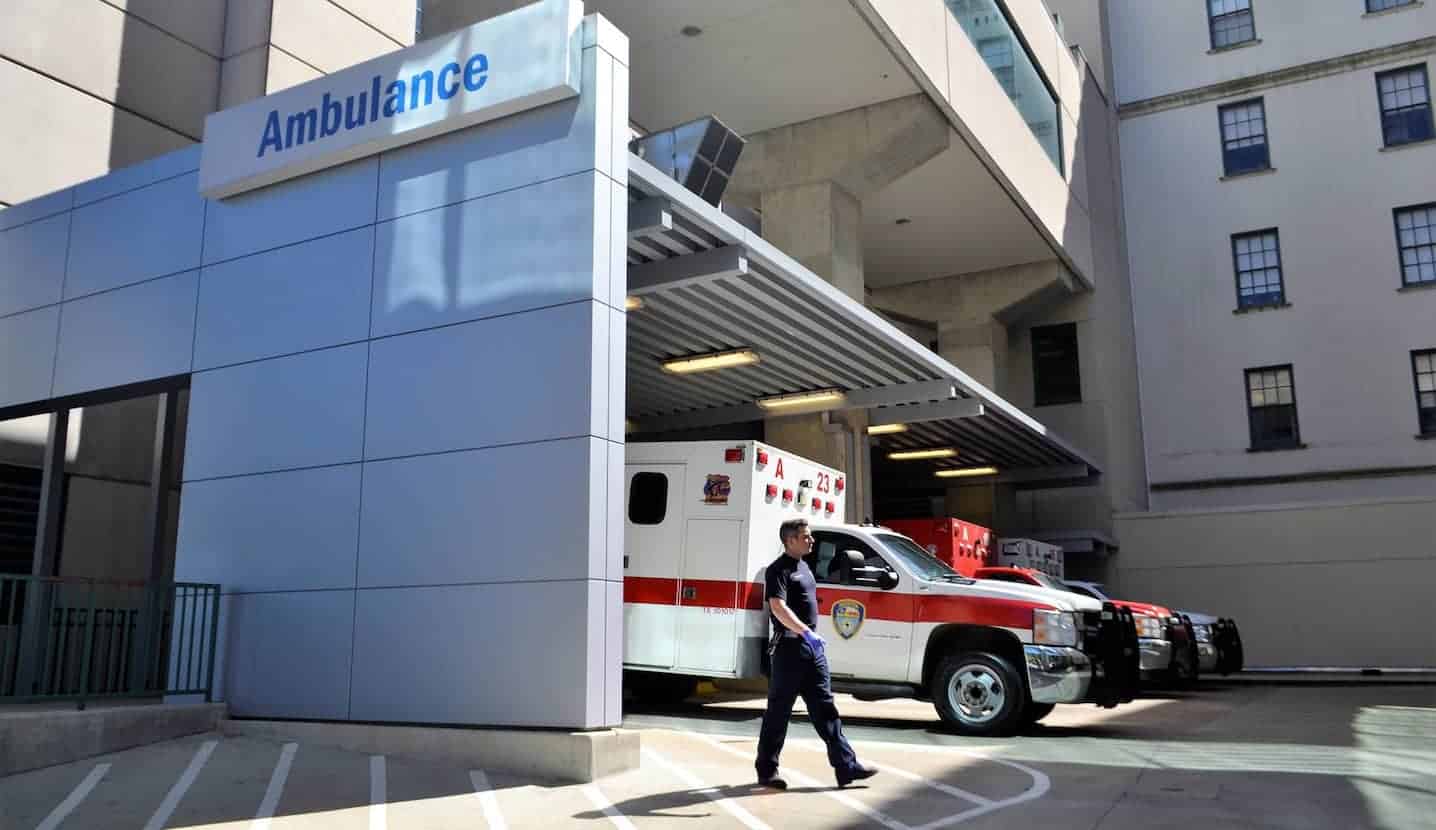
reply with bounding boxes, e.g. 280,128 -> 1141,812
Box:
469,770 -> 507,830
35,763 -> 110,830
143,740 -> 218,830
641,746 -> 771,830
250,742 -> 298,830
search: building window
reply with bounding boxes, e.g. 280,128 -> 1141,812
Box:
1414,350 -> 1436,436
978,37 -> 1017,97
1367,0 -> 1417,12
1232,229 -> 1286,308
1377,65 -> 1434,147
628,472 -> 668,525
1209,0 -> 1257,49
1219,99 -> 1271,175
1246,366 -> 1301,450
1032,323 -> 1081,406
946,0 -> 1064,173
1395,203 -> 1436,286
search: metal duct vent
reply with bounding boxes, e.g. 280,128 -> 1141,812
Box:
630,116 -> 745,206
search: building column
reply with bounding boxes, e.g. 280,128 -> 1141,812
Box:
728,95 -> 950,517
14,410 -> 68,695
938,319 -> 1009,392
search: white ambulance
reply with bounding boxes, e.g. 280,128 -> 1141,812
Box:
622,440 -> 1141,736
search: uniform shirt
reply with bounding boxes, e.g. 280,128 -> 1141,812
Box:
765,553 -> 819,638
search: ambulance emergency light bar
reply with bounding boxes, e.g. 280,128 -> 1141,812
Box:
661,348 -> 760,374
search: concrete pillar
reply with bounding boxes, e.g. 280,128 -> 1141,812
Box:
759,181 -> 864,302
726,96 -> 950,512
938,319 -> 1009,392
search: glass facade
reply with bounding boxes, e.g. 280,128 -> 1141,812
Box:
946,0 -> 1063,173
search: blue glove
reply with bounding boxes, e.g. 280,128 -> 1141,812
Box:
802,629 -> 825,651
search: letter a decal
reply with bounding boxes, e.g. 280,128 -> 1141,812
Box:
257,110 -> 284,158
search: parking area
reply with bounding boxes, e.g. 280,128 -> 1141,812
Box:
2,683 -> 1433,829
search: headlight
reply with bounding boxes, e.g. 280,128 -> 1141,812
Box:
1033,609 -> 1079,647
1193,624 -> 1213,643
1134,614 -> 1166,640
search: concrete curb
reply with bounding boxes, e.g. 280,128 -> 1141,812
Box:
220,718 -> 640,783
0,702 -> 225,777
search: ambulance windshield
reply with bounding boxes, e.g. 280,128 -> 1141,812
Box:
874,534 -> 970,582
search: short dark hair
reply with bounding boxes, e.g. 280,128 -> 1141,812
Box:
779,518 -> 809,546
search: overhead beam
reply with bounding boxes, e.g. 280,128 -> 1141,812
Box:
628,197 -> 672,238
627,246 -> 748,296
631,380 -> 961,433
868,398 -> 985,426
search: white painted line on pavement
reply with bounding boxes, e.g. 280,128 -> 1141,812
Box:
687,732 -> 909,830
35,763 -> 110,830
641,746 -> 771,830
369,756 -> 387,830
144,740 -> 218,830
250,742 -> 298,830
469,770 -> 507,830
871,761 -> 993,807
581,784 -> 638,830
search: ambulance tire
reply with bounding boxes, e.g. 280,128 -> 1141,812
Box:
626,671 -> 698,705
1022,703 -> 1056,727
931,652 -> 1026,737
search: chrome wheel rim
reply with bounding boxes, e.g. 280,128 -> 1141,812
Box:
947,665 -> 1005,725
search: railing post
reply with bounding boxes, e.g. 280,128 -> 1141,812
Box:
76,581 -> 96,711
204,587 -> 220,703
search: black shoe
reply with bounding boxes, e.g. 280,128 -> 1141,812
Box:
757,775 -> 788,790
836,763 -> 878,788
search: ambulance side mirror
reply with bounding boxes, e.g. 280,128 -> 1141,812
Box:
878,570 -> 899,590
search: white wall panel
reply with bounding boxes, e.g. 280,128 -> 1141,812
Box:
364,302 -> 595,459
203,158 -> 378,264
52,271 -> 199,397
195,226 -> 375,369
357,437 -> 598,586
73,146 -> 202,207
375,71 -> 599,220
0,188 -> 72,232
176,464 -> 362,593
66,174 -> 206,299
0,306 -> 59,408
185,344 -> 368,480
348,581 -> 598,727
222,590 -> 355,719
371,173 -> 604,337
0,213 -> 69,317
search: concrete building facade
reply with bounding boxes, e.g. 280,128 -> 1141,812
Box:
1108,0 -> 1436,667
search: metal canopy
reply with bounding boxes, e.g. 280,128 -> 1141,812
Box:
624,155 -> 1100,478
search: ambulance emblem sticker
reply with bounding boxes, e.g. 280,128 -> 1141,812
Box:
831,599 -> 865,640
703,474 -> 731,505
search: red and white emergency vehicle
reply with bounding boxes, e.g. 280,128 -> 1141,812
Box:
622,440 -> 1141,735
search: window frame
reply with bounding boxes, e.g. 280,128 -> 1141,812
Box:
1231,228 -> 1287,309
1376,64 -> 1435,148
1208,0 -> 1258,50
1366,0 -> 1417,13
1394,202 -> 1436,287
1217,98 -> 1272,176
627,472 -> 669,525
1031,322 -> 1083,407
1244,364 -> 1303,451
1413,349 -> 1436,436
809,532 -> 896,589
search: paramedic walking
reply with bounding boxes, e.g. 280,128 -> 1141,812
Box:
755,518 -> 877,789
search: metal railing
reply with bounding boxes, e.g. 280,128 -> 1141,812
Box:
0,575 -> 220,709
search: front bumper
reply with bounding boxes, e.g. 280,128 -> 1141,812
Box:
1198,643 -> 1218,673
1139,638 -> 1174,672
1081,602 -> 1142,708
1024,645 -> 1092,704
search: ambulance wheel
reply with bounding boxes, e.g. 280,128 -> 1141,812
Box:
626,672 -> 698,705
931,653 -> 1026,736
1022,703 -> 1056,726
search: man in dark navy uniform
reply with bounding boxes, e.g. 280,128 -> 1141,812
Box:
755,518 -> 877,790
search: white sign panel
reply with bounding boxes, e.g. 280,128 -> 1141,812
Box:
199,0 -> 584,199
